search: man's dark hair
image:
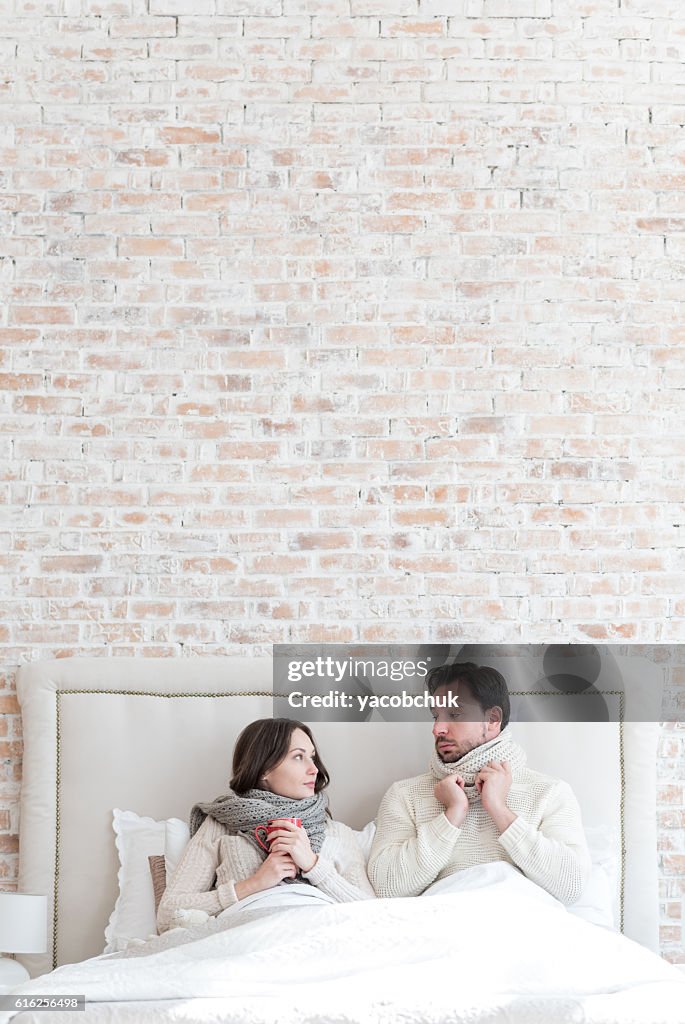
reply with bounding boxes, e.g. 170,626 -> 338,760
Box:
426,661 -> 510,731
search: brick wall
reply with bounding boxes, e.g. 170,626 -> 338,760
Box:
1,0 -> 684,962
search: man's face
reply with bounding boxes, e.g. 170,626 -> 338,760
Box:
431,682 -> 502,762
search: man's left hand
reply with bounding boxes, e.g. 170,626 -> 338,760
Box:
475,761 -> 515,832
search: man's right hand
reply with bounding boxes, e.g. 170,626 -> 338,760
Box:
434,775 -> 468,827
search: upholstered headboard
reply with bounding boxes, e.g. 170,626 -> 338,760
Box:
15,656 -> 661,978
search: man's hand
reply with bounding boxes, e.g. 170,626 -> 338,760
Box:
434,775 -> 468,828
475,760 -> 516,833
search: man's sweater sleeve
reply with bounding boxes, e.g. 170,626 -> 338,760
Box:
497,780 -> 592,905
367,782 -> 461,898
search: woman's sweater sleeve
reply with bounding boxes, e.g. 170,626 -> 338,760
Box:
497,780 -> 592,905
156,817 -> 237,934
301,822 -> 375,902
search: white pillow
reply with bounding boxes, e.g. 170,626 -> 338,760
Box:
569,862 -> 615,928
353,820 -> 376,861
165,817 -> 191,880
104,809 -> 163,953
584,825 -> 620,892
567,825 -> 620,930
104,810 -> 189,953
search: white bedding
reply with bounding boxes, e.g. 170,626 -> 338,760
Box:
5,867 -> 684,1024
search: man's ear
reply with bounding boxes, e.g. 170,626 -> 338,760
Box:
487,706 -> 502,731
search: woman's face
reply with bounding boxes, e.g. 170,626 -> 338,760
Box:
261,728 -> 319,800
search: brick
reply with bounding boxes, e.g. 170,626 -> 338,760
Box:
289,532 -> 354,551
10,306 -> 75,324
40,556 -> 103,573
119,238 -> 185,257
250,556 -> 308,574
159,127 -> 222,144
110,18 -> 178,38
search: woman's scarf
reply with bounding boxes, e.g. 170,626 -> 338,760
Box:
190,789 -> 329,859
429,733 -> 527,802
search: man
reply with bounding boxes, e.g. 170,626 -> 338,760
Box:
367,661 -> 591,903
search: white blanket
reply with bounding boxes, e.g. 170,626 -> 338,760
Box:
5,866 -> 684,1024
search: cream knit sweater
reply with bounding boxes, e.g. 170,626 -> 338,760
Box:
368,734 -> 591,905
157,816 -> 374,934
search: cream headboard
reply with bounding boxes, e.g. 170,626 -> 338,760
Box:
15,656 -> 661,978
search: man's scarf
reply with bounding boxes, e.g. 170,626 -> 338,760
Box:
429,733 -> 527,802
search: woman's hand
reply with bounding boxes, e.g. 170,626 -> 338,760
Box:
252,850 -> 299,888
267,819 -> 318,873
232,850 -> 298,901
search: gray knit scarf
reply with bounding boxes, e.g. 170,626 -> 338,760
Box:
190,789 -> 329,869
429,733 -> 527,803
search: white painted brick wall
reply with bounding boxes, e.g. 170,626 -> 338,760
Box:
0,0 -> 684,962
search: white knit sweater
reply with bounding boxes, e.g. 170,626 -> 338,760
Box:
157,816 -> 375,934
367,734 -> 592,905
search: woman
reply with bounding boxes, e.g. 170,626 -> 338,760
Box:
157,718 -> 374,933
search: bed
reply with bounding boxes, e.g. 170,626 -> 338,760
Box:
7,654 -> 685,1023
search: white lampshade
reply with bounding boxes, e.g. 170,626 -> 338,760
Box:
0,894 -> 48,954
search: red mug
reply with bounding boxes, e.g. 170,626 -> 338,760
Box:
254,817 -> 302,852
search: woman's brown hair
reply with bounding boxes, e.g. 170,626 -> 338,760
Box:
230,718 -> 330,797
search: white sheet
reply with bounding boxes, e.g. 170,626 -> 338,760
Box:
168,881 -> 337,931
5,868 -> 684,1024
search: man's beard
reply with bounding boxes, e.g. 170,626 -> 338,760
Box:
436,738 -> 480,762
435,728 -> 488,762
